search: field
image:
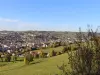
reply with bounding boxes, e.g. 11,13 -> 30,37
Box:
37,46 -> 64,53
0,46 -> 69,75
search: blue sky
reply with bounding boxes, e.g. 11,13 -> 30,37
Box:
0,0 -> 100,31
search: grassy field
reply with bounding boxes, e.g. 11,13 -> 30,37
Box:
0,46 -> 69,75
35,46 -> 64,53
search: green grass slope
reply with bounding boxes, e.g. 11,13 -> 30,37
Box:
0,53 -> 69,75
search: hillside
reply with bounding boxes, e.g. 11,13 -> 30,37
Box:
0,53 -> 69,75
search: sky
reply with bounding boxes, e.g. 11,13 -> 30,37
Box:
0,0 -> 100,31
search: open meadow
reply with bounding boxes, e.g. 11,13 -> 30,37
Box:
0,46 -> 70,75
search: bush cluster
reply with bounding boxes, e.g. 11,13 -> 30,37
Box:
24,52 -> 33,65
5,53 -> 11,62
50,50 -> 56,57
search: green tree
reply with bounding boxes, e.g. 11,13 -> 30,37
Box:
24,52 -> 33,65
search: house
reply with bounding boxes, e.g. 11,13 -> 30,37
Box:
42,43 -> 48,48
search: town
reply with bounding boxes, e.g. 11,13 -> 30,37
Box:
0,31 -> 85,53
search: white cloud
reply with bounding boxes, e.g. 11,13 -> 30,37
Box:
0,17 -> 19,22
0,17 -> 40,31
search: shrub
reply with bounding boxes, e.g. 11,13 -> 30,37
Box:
24,57 -> 29,65
12,53 -> 17,63
56,51 -> 62,56
39,52 -> 43,58
5,53 -> 11,62
62,46 -> 68,53
22,49 -> 25,53
50,50 -> 56,57
57,27 -> 100,75
73,46 -> 78,51
24,52 -> 33,65
0,53 -> 4,62
39,52 -> 47,58
34,53 -> 39,58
